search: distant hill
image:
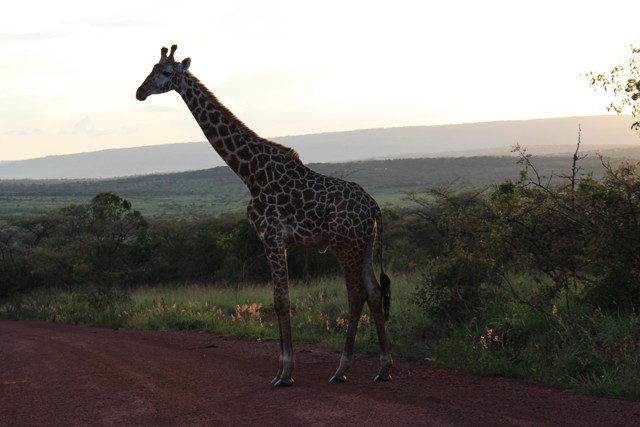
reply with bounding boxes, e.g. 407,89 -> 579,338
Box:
1,115 -> 638,179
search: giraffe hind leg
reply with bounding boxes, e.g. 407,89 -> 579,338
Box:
363,245 -> 393,381
330,244 -> 375,383
330,280 -> 366,383
366,278 -> 393,381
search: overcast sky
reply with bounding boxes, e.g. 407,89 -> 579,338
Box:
1,0 -> 639,161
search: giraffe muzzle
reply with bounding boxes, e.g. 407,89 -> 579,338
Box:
135,88 -> 148,101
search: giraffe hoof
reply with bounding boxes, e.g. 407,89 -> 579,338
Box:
273,378 -> 294,387
271,377 -> 280,385
329,375 -> 347,383
374,374 -> 391,382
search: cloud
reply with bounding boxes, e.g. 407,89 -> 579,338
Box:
0,29 -> 69,42
5,127 -> 42,136
60,116 -> 136,137
0,10 -> 156,44
65,14 -> 158,29
0,93 -> 47,136
135,105 -> 176,113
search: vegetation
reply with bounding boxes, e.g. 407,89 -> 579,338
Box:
406,142 -> 640,399
2,144 -> 640,400
0,154 -> 629,218
588,44 -> 640,130
0,275 -> 424,354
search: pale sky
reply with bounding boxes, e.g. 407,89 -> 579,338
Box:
1,0 -> 639,161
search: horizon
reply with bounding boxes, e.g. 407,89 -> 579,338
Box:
2,1 -> 640,161
1,114 -> 635,164
2,115 -> 640,180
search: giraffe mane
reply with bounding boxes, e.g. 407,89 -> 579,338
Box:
187,72 -> 302,164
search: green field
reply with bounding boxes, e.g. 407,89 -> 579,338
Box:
0,154 -> 626,218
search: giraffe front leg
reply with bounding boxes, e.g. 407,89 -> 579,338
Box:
272,292 -> 294,387
266,247 -> 295,387
270,327 -> 285,385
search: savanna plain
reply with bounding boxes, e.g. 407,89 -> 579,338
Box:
2,145 -> 640,408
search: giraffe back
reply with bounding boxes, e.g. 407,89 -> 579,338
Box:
247,160 -> 380,250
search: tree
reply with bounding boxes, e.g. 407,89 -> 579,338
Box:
587,45 -> 640,131
412,141 -> 640,318
81,192 -> 148,284
0,192 -> 148,293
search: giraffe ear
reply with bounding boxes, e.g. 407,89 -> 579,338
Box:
181,58 -> 191,71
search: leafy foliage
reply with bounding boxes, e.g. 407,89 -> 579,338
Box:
0,192 -> 148,297
587,45 -> 640,130
0,192 -> 350,299
411,141 -> 640,317
404,144 -> 640,399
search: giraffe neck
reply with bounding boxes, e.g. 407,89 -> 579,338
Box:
175,71 -> 301,189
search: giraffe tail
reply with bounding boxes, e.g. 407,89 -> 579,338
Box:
380,271 -> 391,321
376,207 -> 391,321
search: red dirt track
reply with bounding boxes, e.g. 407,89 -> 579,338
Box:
1,320 -> 639,426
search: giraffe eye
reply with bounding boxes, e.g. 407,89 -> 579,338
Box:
161,71 -> 173,78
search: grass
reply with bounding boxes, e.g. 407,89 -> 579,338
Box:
432,299 -> 640,400
0,188 -> 419,219
2,273 -> 639,400
0,273 -> 430,357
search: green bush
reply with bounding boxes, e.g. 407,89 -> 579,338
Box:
405,147 -> 640,400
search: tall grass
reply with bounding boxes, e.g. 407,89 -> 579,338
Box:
432,298 -> 640,400
0,274 -> 431,357
2,273 -> 638,400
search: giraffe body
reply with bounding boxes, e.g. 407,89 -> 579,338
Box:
136,45 -> 392,386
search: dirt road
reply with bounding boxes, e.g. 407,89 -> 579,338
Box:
1,320 -> 638,426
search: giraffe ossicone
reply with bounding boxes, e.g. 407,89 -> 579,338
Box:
136,44 -> 393,386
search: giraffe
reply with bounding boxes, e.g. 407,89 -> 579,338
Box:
136,45 -> 392,387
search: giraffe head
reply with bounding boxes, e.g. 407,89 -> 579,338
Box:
136,45 -> 191,101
